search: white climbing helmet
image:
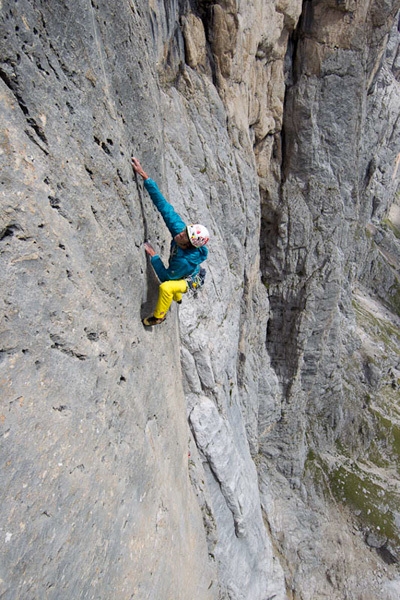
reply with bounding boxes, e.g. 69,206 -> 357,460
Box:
187,224 -> 210,248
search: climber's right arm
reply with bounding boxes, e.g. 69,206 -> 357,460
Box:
131,157 -> 186,238
143,179 -> 187,238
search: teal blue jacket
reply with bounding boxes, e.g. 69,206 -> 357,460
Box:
144,178 -> 208,282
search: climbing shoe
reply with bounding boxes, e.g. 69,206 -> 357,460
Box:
142,315 -> 166,327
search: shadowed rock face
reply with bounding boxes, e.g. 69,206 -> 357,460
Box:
1,1 -> 400,599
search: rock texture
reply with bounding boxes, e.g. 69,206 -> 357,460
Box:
1,0 -> 400,599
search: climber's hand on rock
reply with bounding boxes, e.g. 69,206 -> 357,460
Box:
144,242 -> 156,257
131,157 -> 148,180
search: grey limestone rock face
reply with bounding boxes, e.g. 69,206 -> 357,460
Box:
1,0 -> 400,599
0,1 -> 216,598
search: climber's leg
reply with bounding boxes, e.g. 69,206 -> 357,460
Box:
154,280 -> 188,318
143,280 -> 188,326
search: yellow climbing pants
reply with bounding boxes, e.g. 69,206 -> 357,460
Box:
153,279 -> 188,319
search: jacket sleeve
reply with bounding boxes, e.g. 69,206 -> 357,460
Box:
144,178 -> 186,237
150,255 -> 194,282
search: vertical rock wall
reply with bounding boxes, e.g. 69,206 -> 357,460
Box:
0,0 -> 287,597
0,1 -> 216,598
254,2 -> 400,598
1,0 -> 400,599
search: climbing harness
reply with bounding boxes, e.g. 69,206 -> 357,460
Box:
185,267 -> 206,296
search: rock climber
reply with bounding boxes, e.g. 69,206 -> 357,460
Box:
132,157 -> 210,327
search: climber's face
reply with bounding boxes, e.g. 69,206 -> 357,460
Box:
174,229 -> 191,249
